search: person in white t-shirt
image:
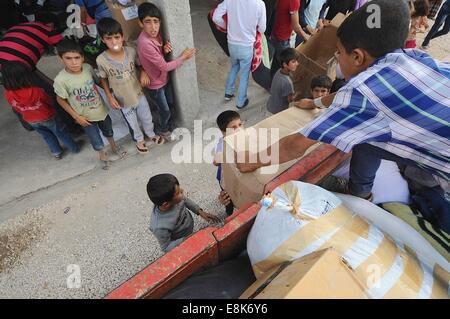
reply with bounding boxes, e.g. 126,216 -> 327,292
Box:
213,0 -> 266,109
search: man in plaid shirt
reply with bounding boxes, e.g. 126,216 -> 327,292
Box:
237,0 -> 450,200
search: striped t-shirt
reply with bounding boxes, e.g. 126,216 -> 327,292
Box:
300,49 -> 450,187
0,22 -> 62,69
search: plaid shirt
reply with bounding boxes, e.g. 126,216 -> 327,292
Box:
300,49 -> 450,185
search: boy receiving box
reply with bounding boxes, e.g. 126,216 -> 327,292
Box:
213,110 -> 245,216
147,174 -> 221,252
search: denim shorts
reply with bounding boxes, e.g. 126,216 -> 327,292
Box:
83,115 -> 114,151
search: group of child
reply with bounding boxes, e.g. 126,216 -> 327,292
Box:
2,2 -> 195,169
266,47 -> 334,115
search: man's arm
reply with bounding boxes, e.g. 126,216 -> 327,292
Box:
291,11 -> 310,41
236,133 -> 319,173
257,3 -> 267,34
212,0 -> 227,29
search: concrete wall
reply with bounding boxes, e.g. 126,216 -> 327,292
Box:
149,0 -> 201,129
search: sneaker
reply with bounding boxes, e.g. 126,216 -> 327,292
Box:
319,175 -> 349,194
420,45 -> 429,50
54,153 -> 63,160
236,98 -> 249,110
318,175 -> 373,201
225,94 -> 235,101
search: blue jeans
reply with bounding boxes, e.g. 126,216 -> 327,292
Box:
30,117 -> 79,156
225,43 -> 254,107
83,115 -> 114,151
349,143 -> 446,197
422,1 -> 450,46
148,84 -> 173,134
269,37 -> 291,79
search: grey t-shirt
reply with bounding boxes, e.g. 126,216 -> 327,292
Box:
150,196 -> 201,252
266,69 -> 294,114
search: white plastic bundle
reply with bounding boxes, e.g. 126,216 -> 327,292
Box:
248,181 -> 450,299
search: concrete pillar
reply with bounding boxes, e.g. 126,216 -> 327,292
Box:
150,0 -> 201,129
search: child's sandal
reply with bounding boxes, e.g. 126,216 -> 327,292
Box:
113,146 -> 128,158
136,143 -> 149,154
151,135 -> 165,145
101,160 -> 109,170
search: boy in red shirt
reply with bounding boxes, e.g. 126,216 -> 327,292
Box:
2,62 -> 80,159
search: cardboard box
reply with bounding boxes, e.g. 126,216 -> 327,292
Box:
291,13 -> 347,98
105,0 -> 145,42
240,248 -> 367,299
221,107 -> 322,209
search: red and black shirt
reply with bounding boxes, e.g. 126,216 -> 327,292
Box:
0,22 -> 62,69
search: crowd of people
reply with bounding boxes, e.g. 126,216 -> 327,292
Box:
0,0 -> 449,254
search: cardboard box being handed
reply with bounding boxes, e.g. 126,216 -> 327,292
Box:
220,107 -> 323,209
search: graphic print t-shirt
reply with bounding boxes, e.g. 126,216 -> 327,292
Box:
53,63 -> 107,121
96,46 -> 142,108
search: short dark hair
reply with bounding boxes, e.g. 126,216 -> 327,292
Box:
330,78 -> 347,93
147,174 -> 179,206
337,0 -> 410,58
1,61 -> 35,90
138,2 -> 162,22
97,17 -> 123,38
411,0 -> 430,18
311,75 -> 332,90
216,110 -> 241,132
35,11 -> 58,27
56,38 -> 83,57
280,48 -> 300,67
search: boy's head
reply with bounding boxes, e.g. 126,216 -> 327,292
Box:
310,75 -> 332,99
1,61 -> 35,91
336,0 -> 410,80
216,110 -> 243,136
411,0 -> 430,18
147,174 -> 184,210
97,18 -> 124,52
36,11 -> 58,30
56,39 -> 84,73
138,2 -> 162,38
280,48 -> 300,72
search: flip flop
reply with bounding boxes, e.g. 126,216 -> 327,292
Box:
150,135 -> 165,145
113,146 -> 128,158
101,160 -> 109,170
136,143 -> 149,154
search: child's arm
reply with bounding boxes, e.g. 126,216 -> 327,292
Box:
218,190 -> 231,206
56,96 -> 91,127
185,197 -> 221,222
99,77 -> 121,110
138,66 -> 151,87
139,43 -> 195,73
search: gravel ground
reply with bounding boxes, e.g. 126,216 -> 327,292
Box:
0,140 -> 228,298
